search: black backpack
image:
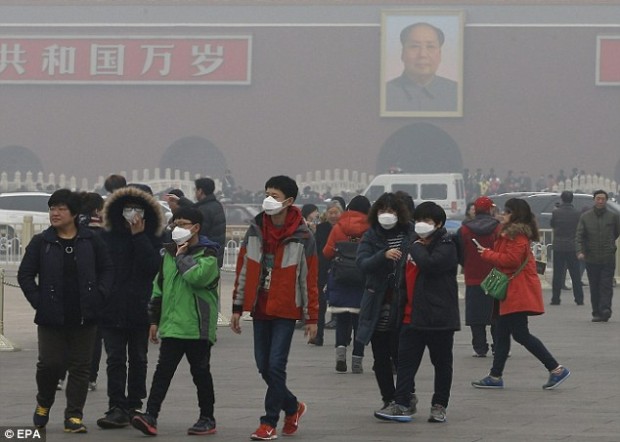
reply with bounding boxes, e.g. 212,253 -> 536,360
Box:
331,237 -> 364,288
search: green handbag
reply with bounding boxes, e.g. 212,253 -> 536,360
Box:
481,257 -> 529,301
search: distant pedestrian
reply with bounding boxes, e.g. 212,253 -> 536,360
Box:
103,174 -> 127,194
312,200 -> 345,345
18,189 -> 114,433
575,190 -> 620,322
458,196 -> 501,357
230,175 -> 319,441
550,191 -> 585,306
193,177 -> 226,267
374,201 -> 459,424
323,195 -> 370,373
131,208 -> 221,436
472,198 -> 571,390
301,203 -> 320,233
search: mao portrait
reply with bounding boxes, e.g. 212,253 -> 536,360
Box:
381,10 -> 464,117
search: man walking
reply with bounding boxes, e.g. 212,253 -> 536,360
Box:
550,191 -> 585,305
230,175 -> 319,441
193,177 -> 226,267
575,190 -> 620,322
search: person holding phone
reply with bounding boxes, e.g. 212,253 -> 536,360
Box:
96,187 -> 165,429
456,196 -> 501,358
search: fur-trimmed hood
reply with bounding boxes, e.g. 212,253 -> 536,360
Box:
501,222 -> 534,241
102,186 -> 165,236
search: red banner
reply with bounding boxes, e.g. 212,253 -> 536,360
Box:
596,36 -> 620,85
0,35 -> 252,84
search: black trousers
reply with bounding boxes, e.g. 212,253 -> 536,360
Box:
370,330 -> 399,404
101,326 -> 149,411
551,250 -> 584,304
394,327 -> 454,409
585,260 -> 615,317
146,338 -> 215,420
36,324 -> 97,419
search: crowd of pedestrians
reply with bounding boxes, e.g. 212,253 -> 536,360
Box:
16,172 -> 618,439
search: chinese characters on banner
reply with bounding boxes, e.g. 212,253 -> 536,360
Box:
596,36 -> 620,85
0,35 -> 252,84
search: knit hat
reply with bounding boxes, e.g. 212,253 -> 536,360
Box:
474,196 -> 495,214
346,195 -> 371,215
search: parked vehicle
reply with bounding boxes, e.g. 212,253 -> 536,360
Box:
223,203 -> 260,242
362,173 -> 466,217
0,192 -> 51,232
486,192 -> 620,229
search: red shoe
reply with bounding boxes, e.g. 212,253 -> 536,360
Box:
250,423 -> 277,440
282,402 -> 306,436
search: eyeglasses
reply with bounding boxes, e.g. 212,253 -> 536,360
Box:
174,221 -> 194,228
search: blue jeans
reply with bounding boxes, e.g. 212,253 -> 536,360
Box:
334,312 -> 364,357
490,313 -> 558,378
253,319 -> 298,427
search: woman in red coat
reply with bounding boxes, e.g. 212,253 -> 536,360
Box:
471,198 -> 571,390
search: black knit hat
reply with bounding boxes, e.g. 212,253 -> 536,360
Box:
347,195 -> 371,215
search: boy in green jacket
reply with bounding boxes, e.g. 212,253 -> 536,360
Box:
131,207 -> 220,436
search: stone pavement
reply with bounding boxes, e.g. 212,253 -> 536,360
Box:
1,268 -> 619,442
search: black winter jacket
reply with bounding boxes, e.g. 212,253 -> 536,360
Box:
398,227 -> 461,331
18,226 -> 114,326
100,187 -> 164,328
356,223 -> 413,345
194,194 -> 226,267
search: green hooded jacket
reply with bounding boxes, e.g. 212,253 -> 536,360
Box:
149,240 -> 220,344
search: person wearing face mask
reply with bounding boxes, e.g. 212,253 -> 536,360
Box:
375,202 -> 460,424
131,208 -> 221,436
96,187 -> 164,429
230,175 -> 319,441
356,192 -> 413,415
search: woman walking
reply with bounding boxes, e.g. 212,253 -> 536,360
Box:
472,198 -> 570,390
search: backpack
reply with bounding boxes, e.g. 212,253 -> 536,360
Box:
331,237 -> 364,288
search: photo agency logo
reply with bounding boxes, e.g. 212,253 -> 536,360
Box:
0,427 -> 46,441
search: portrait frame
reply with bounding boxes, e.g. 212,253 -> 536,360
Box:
380,9 -> 464,118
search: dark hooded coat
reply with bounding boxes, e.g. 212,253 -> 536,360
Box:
99,187 -> 164,328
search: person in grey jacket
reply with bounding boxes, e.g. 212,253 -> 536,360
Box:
550,191 -> 584,305
575,190 -> 620,322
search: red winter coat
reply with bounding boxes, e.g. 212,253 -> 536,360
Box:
480,223 -> 544,316
322,211 -> 369,260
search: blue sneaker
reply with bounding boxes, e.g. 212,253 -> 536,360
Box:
542,366 -> 570,390
472,375 -> 504,389
374,402 -> 413,422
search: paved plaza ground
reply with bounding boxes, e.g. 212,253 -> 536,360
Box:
1,268 -> 618,442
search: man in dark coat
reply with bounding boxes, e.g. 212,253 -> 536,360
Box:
550,191 -> 584,305
193,177 -> 226,267
96,186 -> 164,429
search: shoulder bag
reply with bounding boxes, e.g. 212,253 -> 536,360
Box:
480,256 -> 529,301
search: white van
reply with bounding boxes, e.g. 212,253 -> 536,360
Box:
362,173 -> 466,217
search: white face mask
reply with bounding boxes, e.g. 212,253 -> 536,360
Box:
415,221 -> 436,238
171,226 -> 193,245
172,226 -> 192,245
262,196 -> 285,216
378,213 -> 398,230
123,207 -> 144,224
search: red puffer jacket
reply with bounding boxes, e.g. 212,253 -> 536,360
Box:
481,223 -> 544,316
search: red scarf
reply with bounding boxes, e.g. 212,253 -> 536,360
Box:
262,205 -> 304,253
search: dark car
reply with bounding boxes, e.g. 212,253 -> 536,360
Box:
487,192 -> 620,229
